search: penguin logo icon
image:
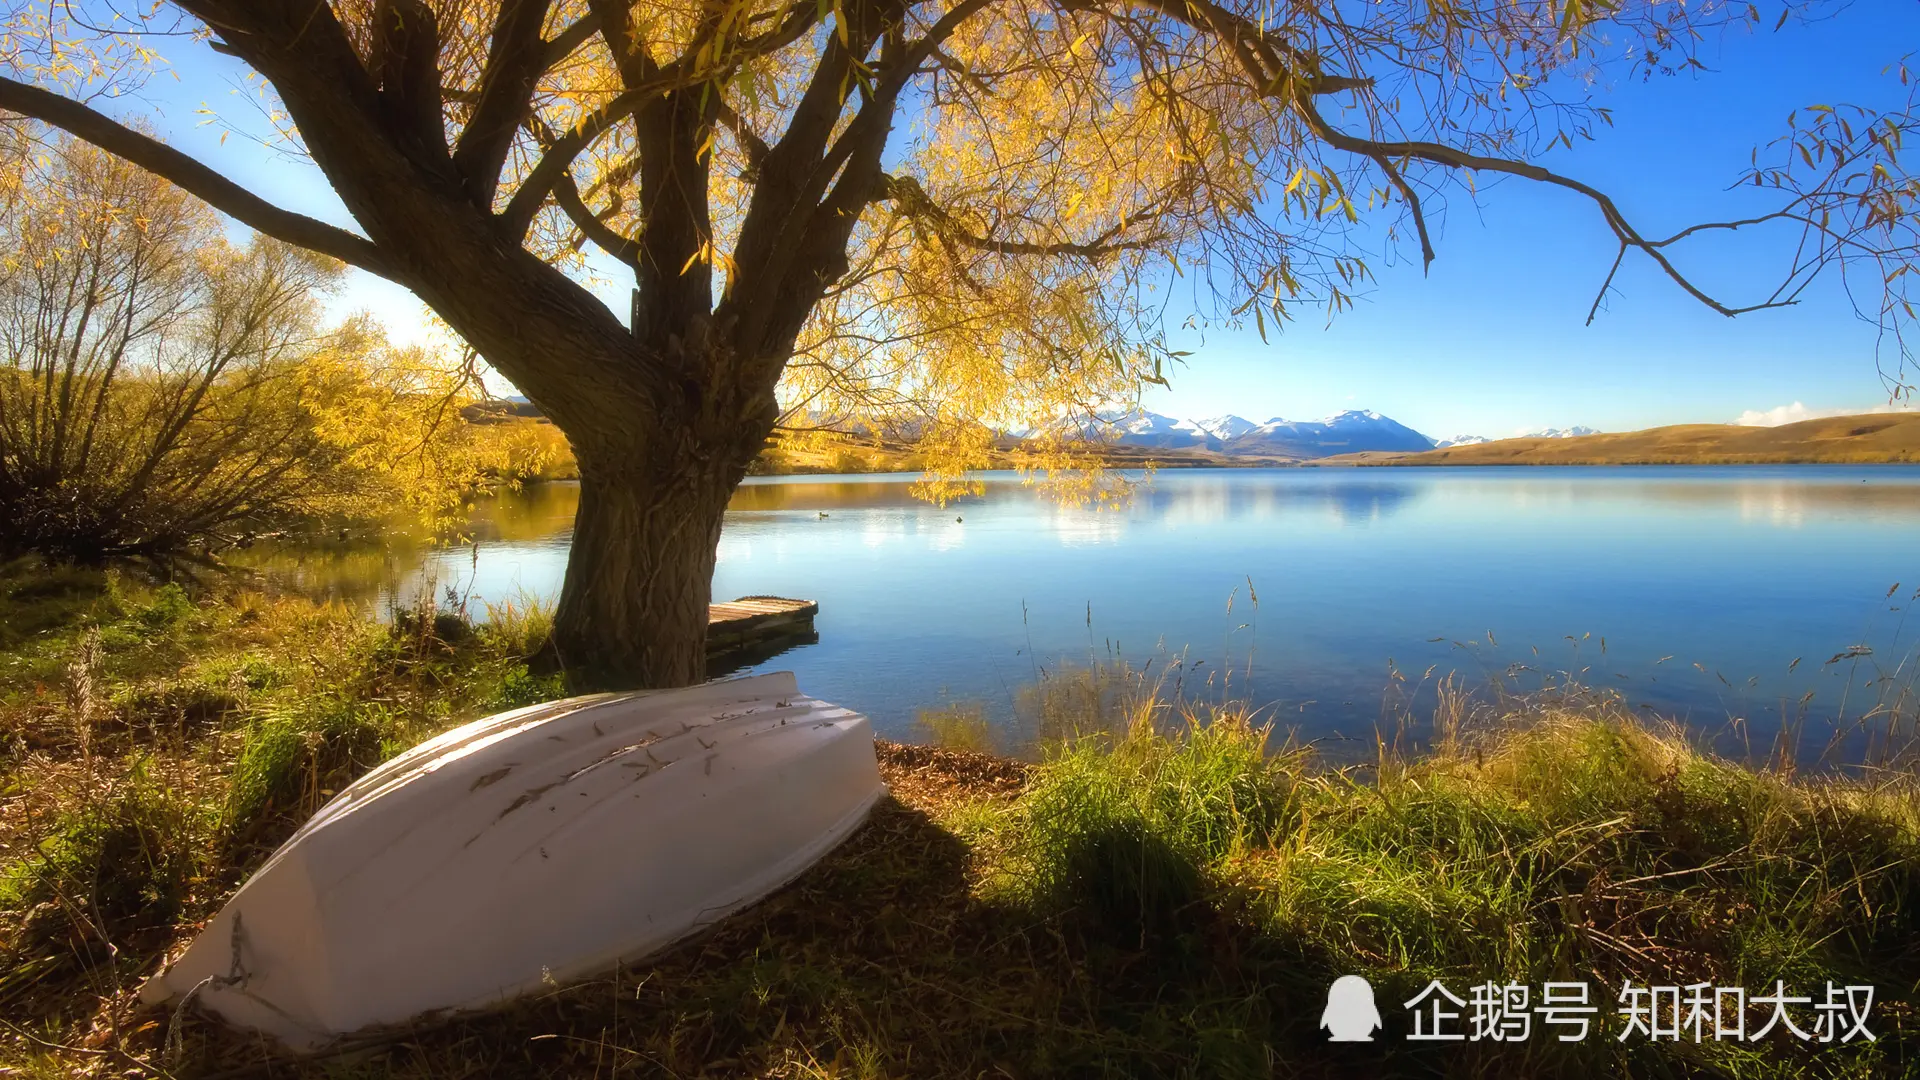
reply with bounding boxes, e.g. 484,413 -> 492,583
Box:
1321,975 -> 1382,1042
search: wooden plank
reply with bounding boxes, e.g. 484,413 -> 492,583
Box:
706,596 -> 819,671
709,595 -> 818,627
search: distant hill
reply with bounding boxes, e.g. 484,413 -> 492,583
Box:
1320,413 -> 1920,466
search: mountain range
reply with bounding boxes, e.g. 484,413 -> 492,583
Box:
499,394 -> 1600,461
1058,409 -> 1600,459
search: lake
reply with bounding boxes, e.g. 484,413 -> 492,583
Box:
249,466 -> 1920,761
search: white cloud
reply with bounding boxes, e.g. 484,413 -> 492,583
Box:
1733,401 -> 1915,427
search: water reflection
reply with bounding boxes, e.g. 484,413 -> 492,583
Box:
728,477 -> 984,512
465,482 -> 583,542
1135,474 -> 1427,527
236,465 -> 1920,759
729,470 -> 1431,529
229,539 -> 424,608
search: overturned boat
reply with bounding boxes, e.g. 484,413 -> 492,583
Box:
141,671 -> 884,1049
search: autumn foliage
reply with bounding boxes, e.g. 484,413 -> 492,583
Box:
0,131 -> 557,559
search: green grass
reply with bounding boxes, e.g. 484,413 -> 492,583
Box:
1012,712 -> 1295,941
0,761 -> 208,1007
221,697 -> 394,849
1,571 -> 1916,1078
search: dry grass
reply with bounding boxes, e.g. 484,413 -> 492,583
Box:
1328,412 -> 1920,466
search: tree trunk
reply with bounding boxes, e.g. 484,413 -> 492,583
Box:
546,430 -> 753,691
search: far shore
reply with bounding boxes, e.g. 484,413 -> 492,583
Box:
750,411 -> 1920,474
1318,411 -> 1920,468
488,411 -> 1920,487
509,452 -> 1918,490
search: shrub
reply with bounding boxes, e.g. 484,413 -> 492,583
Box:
488,665 -> 565,711
135,584 -> 195,633
0,136 -> 358,560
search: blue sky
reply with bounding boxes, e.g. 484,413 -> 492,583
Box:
106,2 -> 1920,441
1139,3 -> 1920,437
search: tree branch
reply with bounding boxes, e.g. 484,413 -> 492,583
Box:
713,98 -> 771,176
554,172 -> 642,269
545,11 -> 601,67
1365,151 -> 1434,270
0,75 -> 400,280
1121,0 -> 1783,319
1290,94 -> 1786,318
497,0 -> 817,242
371,0 -> 448,158
1585,242 -> 1629,325
928,45 -> 994,96
452,0 -> 556,208
496,77 -> 674,241
586,0 -> 662,90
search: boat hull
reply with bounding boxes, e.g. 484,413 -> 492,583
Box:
141,672 -> 884,1049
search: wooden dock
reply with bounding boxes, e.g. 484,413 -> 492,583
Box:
706,596 -> 819,672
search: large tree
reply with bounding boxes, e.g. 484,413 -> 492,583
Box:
1,0 -> 1913,686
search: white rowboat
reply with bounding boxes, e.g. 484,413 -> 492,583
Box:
140,671 -> 884,1049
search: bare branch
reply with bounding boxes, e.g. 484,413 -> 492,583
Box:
499,0 -> 820,241
554,172 -> 641,269
0,75 -> 399,280
1291,95 -> 1790,318
1365,151 -> 1434,271
1585,242 -> 1629,325
497,77 -> 673,241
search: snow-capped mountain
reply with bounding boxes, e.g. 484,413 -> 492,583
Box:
1226,410 -> 1438,457
1523,426 -> 1601,439
1059,408 -> 1221,448
1035,407 -> 1454,458
1034,408 -> 1202,447
1435,434 -> 1490,448
1190,414 -> 1260,441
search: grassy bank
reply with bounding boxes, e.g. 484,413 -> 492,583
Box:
2,572 -> 1916,1078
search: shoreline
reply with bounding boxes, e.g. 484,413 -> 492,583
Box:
1310,456 -> 1920,467
504,457 -> 1920,489
2,578 -> 1916,1076
493,411 -> 1920,485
